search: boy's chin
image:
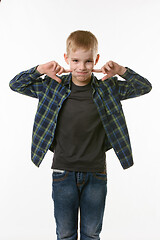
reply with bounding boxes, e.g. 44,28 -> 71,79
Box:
75,75 -> 91,81
71,73 -> 92,85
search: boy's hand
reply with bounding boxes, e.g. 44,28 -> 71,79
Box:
92,61 -> 127,81
37,61 -> 72,83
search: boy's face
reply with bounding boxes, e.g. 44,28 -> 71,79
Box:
64,48 -> 99,86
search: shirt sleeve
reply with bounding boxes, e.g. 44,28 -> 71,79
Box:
116,67 -> 152,100
9,66 -> 45,99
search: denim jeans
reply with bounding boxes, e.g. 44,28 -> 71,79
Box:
52,171 -> 107,240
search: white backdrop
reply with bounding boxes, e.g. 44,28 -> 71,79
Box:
0,0 -> 160,239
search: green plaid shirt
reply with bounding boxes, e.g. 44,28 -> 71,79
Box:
9,66 -> 152,169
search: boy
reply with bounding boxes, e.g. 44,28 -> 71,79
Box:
9,30 -> 152,240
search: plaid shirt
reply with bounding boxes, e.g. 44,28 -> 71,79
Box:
9,66 -> 152,169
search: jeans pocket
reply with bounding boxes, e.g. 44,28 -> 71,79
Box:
93,172 -> 107,181
52,170 -> 69,182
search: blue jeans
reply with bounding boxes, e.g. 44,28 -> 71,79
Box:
52,171 -> 107,240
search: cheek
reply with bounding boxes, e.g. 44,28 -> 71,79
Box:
71,66 -> 76,72
87,63 -> 94,70
69,63 -> 76,70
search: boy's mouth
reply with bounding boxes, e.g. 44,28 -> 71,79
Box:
76,71 -> 88,75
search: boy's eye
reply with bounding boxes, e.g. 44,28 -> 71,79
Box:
72,60 -> 93,63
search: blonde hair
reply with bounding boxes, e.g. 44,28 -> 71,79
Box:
66,30 -> 98,55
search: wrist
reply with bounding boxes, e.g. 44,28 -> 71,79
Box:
37,65 -> 45,74
118,66 -> 127,76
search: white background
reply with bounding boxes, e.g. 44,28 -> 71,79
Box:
0,0 -> 160,239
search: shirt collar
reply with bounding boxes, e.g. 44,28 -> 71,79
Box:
91,73 -> 99,88
63,73 -> 72,88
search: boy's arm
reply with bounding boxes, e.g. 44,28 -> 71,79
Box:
9,61 -> 71,98
115,67 -> 152,100
93,61 -> 152,100
9,66 -> 44,98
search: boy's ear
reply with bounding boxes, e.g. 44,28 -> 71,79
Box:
95,54 -> 100,65
64,53 -> 69,65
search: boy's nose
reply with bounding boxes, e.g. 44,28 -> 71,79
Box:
79,63 -> 86,70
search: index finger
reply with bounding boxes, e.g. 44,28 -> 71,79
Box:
63,69 -> 72,73
92,69 -> 102,73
